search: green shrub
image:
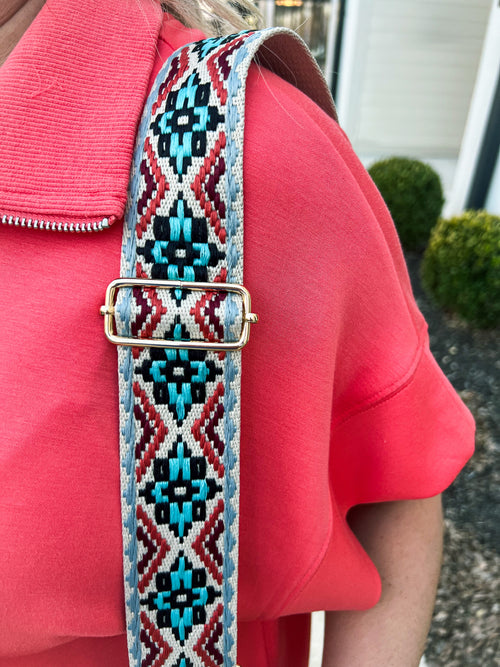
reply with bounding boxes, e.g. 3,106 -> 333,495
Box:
368,157 -> 444,251
421,210 -> 500,328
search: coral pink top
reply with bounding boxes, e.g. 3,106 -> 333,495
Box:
0,1 -> 474,665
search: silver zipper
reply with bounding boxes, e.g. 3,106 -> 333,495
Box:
1,214 -> 112,232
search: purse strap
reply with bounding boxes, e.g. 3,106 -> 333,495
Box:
100,27 -> 336,667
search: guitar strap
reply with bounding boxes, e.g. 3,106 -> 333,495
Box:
101,27 -> 337,667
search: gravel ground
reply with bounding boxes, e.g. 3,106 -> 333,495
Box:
405,253 -> 500,666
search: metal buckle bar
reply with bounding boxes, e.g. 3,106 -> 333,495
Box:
100,278 -> 258,351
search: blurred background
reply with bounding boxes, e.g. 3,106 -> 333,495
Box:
250,1 -> 500,665
254,0 -> 499,217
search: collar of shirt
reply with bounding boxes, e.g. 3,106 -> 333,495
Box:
0,0 -> 163,231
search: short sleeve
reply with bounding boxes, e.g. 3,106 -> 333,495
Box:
320,116 -> 475,511
237,63 -> 474,619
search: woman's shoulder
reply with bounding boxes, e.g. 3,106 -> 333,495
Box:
153,17 -> 419,331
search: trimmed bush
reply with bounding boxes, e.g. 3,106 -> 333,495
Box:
368,157 -> 444,251
421,210 -> 500,328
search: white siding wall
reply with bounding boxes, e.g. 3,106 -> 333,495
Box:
339,0 -> 491,159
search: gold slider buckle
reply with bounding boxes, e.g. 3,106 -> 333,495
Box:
100,278 -> 258,351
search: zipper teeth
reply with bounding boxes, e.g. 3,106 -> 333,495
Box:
1,214 -> 110,233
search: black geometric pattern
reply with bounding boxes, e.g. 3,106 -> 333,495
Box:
141,436 -> 221,540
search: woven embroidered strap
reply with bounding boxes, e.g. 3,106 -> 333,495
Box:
101,27 -> 337,667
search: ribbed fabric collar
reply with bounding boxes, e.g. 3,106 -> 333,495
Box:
0,0 -> 163,231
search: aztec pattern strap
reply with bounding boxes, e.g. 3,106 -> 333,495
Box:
107,26 -> 337,667
115,29 -> 263,667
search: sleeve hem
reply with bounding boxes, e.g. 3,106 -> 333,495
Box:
332,325 -> 428,429
330,342 -> 475,510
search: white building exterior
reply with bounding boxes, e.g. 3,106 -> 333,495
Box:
445,0 -> 500,215
260,0 -> 500,214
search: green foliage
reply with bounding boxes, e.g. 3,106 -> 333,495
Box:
368,157 -> 444,251
421,210 -> 500,328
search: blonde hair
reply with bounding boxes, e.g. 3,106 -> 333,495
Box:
159,0 -> 262,37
